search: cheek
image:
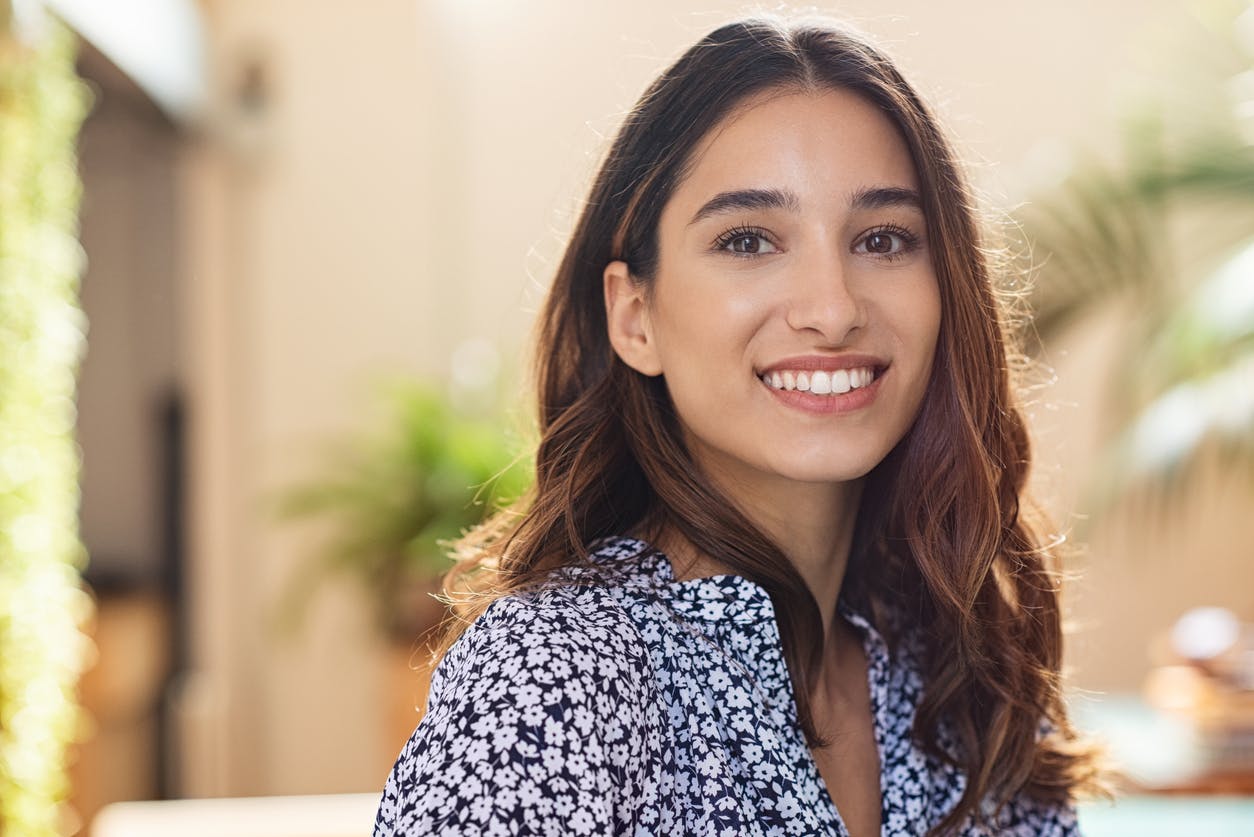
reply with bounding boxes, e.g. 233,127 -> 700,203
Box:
883,279 -> 942,416
650,277 -> 767,358
920,291 -> 942,360
912,288 -> 943,410
902,278 -> 942,354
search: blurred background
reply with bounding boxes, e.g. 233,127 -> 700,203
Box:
2,0 -> 1252,834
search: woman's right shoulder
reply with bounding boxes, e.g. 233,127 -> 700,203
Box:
374,578 -> 662,836
435,575 -> 651,689
429,536 -> 665,688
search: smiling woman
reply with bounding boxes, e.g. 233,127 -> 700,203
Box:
605,88 -> 940,501
373,15 -> 1102,837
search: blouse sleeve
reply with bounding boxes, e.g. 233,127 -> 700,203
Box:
372,593 -> 658,837
982,719 -> 1083,836
990,792 -> 1081,836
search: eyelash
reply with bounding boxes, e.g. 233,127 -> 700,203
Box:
710,222 -> 923,261
855,223 -> 922,262
712,225 -> 776,257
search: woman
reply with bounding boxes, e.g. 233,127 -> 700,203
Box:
374,15 -> 1100,837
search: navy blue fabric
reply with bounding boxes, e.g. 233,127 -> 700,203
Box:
373,536 -> 1079,836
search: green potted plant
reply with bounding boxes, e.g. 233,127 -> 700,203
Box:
276,377 -> 531,644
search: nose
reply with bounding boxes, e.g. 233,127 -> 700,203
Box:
784,247 -> 867,343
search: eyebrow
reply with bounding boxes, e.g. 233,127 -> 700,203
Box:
687,188 -> 801,226
688,185 -> 923,226
848,185 -> 923,211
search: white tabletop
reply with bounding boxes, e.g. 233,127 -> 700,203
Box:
92,792 -> 380,837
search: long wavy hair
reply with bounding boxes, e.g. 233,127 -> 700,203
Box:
431,15 -> 1100,834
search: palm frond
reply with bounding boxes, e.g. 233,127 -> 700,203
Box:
1083,352 -> 1254,524
1016,1 -> 1254,515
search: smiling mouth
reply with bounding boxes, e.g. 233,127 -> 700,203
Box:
758,366 -> 880,396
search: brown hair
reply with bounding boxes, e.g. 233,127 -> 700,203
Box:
433,15 -> 1100,833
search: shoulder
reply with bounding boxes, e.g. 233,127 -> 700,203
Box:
444,577 -> 654,693
421,580 -> 658,750
429,534 -> 672,715
374,578 -> 662,836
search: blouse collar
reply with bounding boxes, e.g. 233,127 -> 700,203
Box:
585,536 -> 891,695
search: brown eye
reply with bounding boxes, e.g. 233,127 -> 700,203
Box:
865,233 -> 895,254
855,225 -> 920,260
715,227 -> 779,256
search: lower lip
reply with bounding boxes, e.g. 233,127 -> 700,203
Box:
761,370 -> 884,414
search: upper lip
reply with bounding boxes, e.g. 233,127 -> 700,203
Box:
758,353 -> 888,375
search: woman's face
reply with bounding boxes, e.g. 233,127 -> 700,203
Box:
605,87 -> 941,499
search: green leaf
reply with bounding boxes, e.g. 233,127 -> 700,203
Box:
273,377 -> 533,638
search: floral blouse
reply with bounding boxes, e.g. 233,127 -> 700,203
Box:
373,536 -> 1079,836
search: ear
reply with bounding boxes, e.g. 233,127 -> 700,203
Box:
603,260 -> 663,376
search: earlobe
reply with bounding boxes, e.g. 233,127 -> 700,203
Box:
603,260 -> 663,376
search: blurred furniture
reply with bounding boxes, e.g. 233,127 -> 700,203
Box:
1073,694 -> 1254,833
70,587 -> 172,833
1078,796 -> 1254,836
92,792 -> 380,837
91,790 -> 1254,836
1073,693 -> 1254,794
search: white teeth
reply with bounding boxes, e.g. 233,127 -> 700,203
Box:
761,366 -> 877,395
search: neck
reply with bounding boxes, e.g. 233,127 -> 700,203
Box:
748,477 -> 863,652
660,468 -> 864,656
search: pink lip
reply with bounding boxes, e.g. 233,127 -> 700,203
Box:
758,353 -> 888,375
759,360 -> 887,415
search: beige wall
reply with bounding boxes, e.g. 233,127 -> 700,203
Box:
177,0 -> 1243,798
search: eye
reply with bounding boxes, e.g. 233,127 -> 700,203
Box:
863,233 -> 899,254
713,226 -> 779,256
854,224 -> 921,260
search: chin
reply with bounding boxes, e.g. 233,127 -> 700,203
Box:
770,456 -> 882,485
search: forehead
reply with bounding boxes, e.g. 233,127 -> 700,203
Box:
668,87 -> 919,216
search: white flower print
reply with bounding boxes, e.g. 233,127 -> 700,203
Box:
372,537 -> 1081,837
